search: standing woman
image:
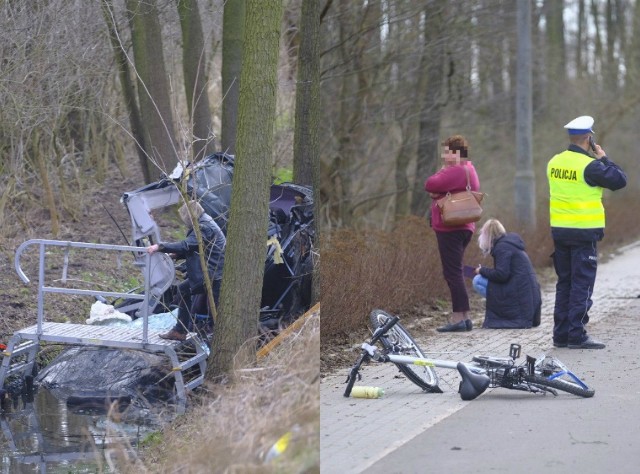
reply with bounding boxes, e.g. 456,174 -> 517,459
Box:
425,135 -> 480,332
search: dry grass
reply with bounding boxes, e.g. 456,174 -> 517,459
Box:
320,216 -> 451,338
129,312 -> 320,473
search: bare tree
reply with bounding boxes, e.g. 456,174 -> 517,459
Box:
101,0 -> 149,182
411,2 -> 446,217
543,0 -> 566,103
126,0 -> 178,178
392,8 -> 422,218
604,0 -> 618,92
178,0 -> 214,162
210,0 -> 284,377
293,0 -> 321,303
221,0 -> 246,155
293,0 -> 320,187
576,0 -> 586,78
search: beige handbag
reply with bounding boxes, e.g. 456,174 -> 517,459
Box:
437,166 -> 484,226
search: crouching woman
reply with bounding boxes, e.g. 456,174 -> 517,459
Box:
473,219 -> 541,328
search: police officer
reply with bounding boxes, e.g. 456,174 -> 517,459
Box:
547,116 -> 626,349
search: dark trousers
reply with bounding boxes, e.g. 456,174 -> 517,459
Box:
552,239 -> 598,344
174,279 -> 221,334
435,230 -> 472,313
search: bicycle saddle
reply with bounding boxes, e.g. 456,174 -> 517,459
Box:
457,362 -> 490,401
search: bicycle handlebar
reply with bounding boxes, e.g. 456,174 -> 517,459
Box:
343,315 -> 400,397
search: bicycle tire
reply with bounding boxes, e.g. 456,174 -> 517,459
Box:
524,374 -> 595,398
369,309 -> 441,392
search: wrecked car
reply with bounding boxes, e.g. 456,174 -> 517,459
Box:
118,152 -> 315,334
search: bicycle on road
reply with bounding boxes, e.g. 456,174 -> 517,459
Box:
344,309 -> 595,400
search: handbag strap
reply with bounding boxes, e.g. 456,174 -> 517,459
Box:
463,164 -> 471,191
443,164 -> 472,198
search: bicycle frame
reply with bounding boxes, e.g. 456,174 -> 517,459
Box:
356,342 -> 491,400
344,311 -> 595,400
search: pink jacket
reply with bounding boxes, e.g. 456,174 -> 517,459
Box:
424,161 -> 480,232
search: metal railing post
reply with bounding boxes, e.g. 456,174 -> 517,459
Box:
37,241 -> 46,335
142,251 -> 151,344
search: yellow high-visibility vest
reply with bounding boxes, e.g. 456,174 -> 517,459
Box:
547,150 -> 604,228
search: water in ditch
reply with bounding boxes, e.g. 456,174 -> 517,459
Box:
0,388 -> 168,473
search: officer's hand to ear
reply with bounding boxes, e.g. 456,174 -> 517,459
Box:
593,143 -> 606,160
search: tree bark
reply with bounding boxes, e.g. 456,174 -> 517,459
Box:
392,9 -> 420,219
101,0 -> 150,182
126,0 -> 178,177
178,0 -> 213,162
293,0 -> 321,303
293,0 -> 320,187
576,0 -> 585,78
543,0 -> 565,102
604,0 -> 618,92
210,0 -> 283,377
411,1 -> 446,216
221,0 -> 245,155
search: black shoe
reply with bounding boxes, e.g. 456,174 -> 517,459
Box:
553,340 -> 568,348
465,319 -> 473,331
437,320 -> 468,333
568,337 -> 605,349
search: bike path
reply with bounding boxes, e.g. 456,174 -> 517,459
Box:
320,241 -> 640,474
369,304 -> 640,473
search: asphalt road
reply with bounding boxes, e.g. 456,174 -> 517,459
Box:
320,241 -> 640,474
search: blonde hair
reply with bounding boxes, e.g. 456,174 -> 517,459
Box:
478,219 -> 506,255
178,200 -> 205,228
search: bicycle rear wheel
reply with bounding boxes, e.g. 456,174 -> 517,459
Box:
524,374 -> 595,398
369,309 -> 441,393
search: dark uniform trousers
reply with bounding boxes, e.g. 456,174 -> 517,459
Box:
552,239 -> 598,344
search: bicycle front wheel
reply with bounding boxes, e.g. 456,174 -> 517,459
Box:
524,374 -> 595,398
369,309 -> 441,393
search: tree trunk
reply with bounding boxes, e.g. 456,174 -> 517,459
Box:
126,0 -> 178,177
543,0 -> 565,103
221,0 -> 245,155
591,0 -> 603,84
330,2 -> 359,227
515,0 -> 536,231
209,0 -> 283,377
293,0 -> 321,304
576,0 -> 585,78
178,0 -> 214,162
293,0 -> 320,187
392,10 -> 420,219
625,0 -> 640,95
411,1 -> 446,216
100,0 -> 149,182
604,0 -> 618,92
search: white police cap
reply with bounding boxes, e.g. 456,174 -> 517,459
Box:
564,115 -> 594,135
